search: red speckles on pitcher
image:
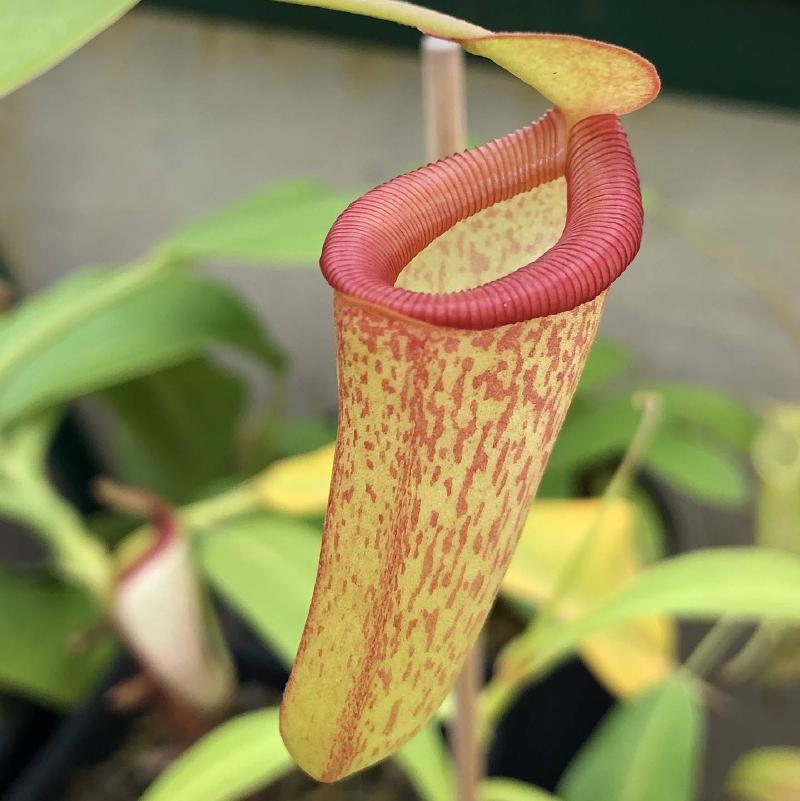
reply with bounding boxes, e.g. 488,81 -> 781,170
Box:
281,97 -> 646,783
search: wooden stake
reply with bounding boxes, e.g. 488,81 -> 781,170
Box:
421,35 -> 482,801
422,36 -> 466,161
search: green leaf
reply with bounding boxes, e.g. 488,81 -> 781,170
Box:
558,676 -> 702,801
140,707 -> 294,801
644,382 -> 758,451
275,416 -> 337,457
552,394 -> 749,507
0,267 -> 284,424
101,358 -> 245,503
482,778 -> 561,801
0,568 -> 115,706
644,431 -> 749,507
165,180 -> 358,265
197,513 -> 320,664
548,396 -> 641,475
575,337 -> 632,396
727,747 -> 800,801
395,724 -> 455,801
524,548 -> 800,675
0,0 -> 140,99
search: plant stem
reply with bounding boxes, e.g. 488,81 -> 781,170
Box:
454,639 -> 483,801
683,617 -> 742,679
722,622 -> 782,684
182,480 -> 260,529
7,470 -> 113,603
421,33 -> 477,801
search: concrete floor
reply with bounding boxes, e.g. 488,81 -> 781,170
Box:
0,7 -> 798,799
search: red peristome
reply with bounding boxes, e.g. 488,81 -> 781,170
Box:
320,109 -> 642,329
116,504 -> 177,584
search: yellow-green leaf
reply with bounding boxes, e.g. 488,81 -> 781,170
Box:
0,0 -> 140,99
500,548 -> 800,686
140,708 -> 294,801
0,569 -> 114,707
254,443 -> 335,516
273,0 -> 659,121
727,747 -> 800,801
502,497 -> 676,698
395,724 -> 455,801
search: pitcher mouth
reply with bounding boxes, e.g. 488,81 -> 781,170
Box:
320,108 -> 643,330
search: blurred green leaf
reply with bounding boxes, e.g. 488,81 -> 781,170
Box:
553,393 -> 749,508
0,267 -> 283,424
198,513 -> 319,664
165,180 -> 358,265
549,396 -> 641,475
482,779 -> 561,801
726,747 -> 800,801
645,383 -> 758,451
101,358 -> 245,503
395,724 -> 455,801
558,676 -> 701,801
575,338 -> 632,396
0,0 -> 139,99
275,416 -> 337,458
140,707 -> 293,801
498,548 -> 800,684
0,569 -> 114,706
536,465 -> 578,499
644,431 -> 749,507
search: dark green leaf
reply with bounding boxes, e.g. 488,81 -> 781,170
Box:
101,358 -> 245,503
276,416 -> 337,458
575,338 -> 633,396
0,267 -> 284,424
644,383 -> 758,450
0,0 -> 140,99
559,676 -> 702,801
549,396 -> 640,474
0,569 -> 115,706
644,432 -> 749,507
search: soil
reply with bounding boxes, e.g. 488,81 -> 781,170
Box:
66,683 -> 420,801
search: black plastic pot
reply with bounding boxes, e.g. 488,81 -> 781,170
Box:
2,645 -> 288,801
487,658 -> 614,792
